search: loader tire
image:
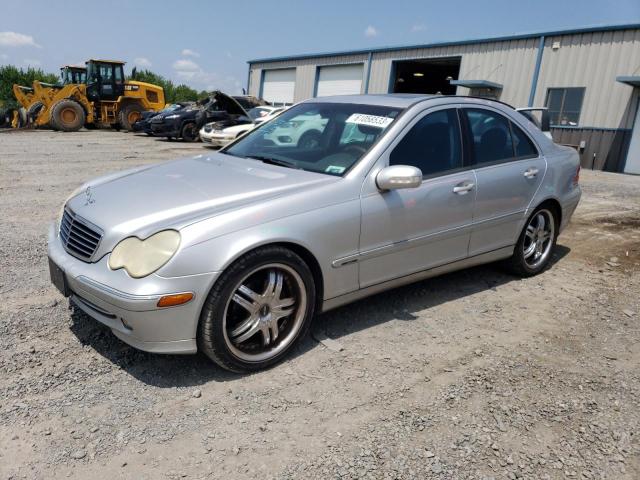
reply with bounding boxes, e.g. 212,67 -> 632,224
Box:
118,103 -> 143,131
27,102 -> 44,122
51,99 -> 85,132
18,108 -> 27,128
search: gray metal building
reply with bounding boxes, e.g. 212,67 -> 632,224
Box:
247,24 -> 640,174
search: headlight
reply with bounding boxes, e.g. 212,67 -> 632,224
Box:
108,230 -> 180,278
165,114 -> 180,119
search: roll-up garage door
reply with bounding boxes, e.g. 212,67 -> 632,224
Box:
316,64 -> 364,97
261,69 -> 296,105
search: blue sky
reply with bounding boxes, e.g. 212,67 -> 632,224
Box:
1,0 -> 638,94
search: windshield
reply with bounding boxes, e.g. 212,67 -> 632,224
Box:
224,102 -> 402,176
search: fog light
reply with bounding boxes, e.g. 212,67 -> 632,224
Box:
157,292 -> 194,308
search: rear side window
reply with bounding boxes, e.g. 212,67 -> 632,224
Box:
390,109 -> 462,177
464,109 -> 513,165
511,122 -> 537,158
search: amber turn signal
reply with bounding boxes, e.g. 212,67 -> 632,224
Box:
157,292 -> 194,308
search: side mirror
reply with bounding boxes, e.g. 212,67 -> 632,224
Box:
376,165 -> 423,191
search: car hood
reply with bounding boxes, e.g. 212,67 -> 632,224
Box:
153,107 -> 199,122
66,153 -> 337,256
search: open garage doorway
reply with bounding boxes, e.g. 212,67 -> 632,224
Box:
390,57 -> 461,95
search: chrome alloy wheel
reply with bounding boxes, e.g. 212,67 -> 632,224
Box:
222,264 -> 307,362
523,209 -> 555,269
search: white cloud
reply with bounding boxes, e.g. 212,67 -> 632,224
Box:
181,49 -> 200,57
133,57 -> 152,68
364,25 -> 378,38
0,32 -> 41,48
23,58 -> 41,66
411,24 -> 426,32
172,59 -> 200,71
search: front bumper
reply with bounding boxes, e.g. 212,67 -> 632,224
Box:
199,129 -> 233,147
151,119 -> 180,137
47,224 -> 219,354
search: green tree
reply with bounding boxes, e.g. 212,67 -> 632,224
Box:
0,65 -> 58,108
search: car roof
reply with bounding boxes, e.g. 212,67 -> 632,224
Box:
304,94 -> 515,111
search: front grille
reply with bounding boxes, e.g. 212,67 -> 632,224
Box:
60,208 -> 103,262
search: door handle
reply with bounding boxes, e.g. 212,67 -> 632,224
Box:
524,167 -> 539,178
452,182 -> 475,194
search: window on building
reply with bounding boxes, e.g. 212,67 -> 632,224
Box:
545,87 -> 585,126
390,109 -> 462,177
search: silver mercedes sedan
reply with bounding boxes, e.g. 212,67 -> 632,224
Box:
48,95 -> 581,372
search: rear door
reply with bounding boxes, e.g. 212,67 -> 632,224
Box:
462,107 -> 547,255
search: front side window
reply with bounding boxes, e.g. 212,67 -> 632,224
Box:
545,87 -> 585,126
389,109 -> 462,177
224,103 -> 402,176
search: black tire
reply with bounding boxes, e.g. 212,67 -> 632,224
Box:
118,103 -> 143,131
297,130 -> 322,149
50,99 -> 85,132
27,102 -> 44,122
17,107 -> 28,128
180,122 -> 199,142
0,108 -> 6,128
504,205 -> 559,277
198,246 -> 316,372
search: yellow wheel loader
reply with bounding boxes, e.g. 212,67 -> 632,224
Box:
12,65 -> 88,124
32,59 -> 164,132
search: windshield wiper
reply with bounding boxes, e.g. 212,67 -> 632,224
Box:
246,155 -> 299,169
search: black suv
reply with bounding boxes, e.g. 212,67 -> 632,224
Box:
151,92 -> 266,141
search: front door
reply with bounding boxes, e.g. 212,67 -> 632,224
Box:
461,107 -> 547,255
359,107 -> 476,288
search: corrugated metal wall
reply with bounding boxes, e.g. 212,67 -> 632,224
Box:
249,27 -> 640,129
366,38 -> 539,107
249,54 -> 370,102
534,29 -> 640,129
551,127 -> 633,172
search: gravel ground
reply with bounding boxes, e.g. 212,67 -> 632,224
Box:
0,129 -> 638,480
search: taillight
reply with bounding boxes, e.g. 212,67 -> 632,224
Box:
572,165 -> 580,186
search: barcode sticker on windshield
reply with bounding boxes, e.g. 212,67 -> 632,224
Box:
345,114 -> 394,129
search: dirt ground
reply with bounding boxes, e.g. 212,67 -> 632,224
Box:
0,129 -> 638,480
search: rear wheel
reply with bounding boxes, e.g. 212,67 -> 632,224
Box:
198,246 -> 316,372
180,122 -> 199,142
504,206 -> 558,277
118,103 -> 143,131
50,99 -> 85,132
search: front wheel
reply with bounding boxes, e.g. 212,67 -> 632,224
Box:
50,99 -> 85,132
118,103 -> 143,131
504,206 -> 558,277
180,122 -> 199,142
198,246 -> 316,372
